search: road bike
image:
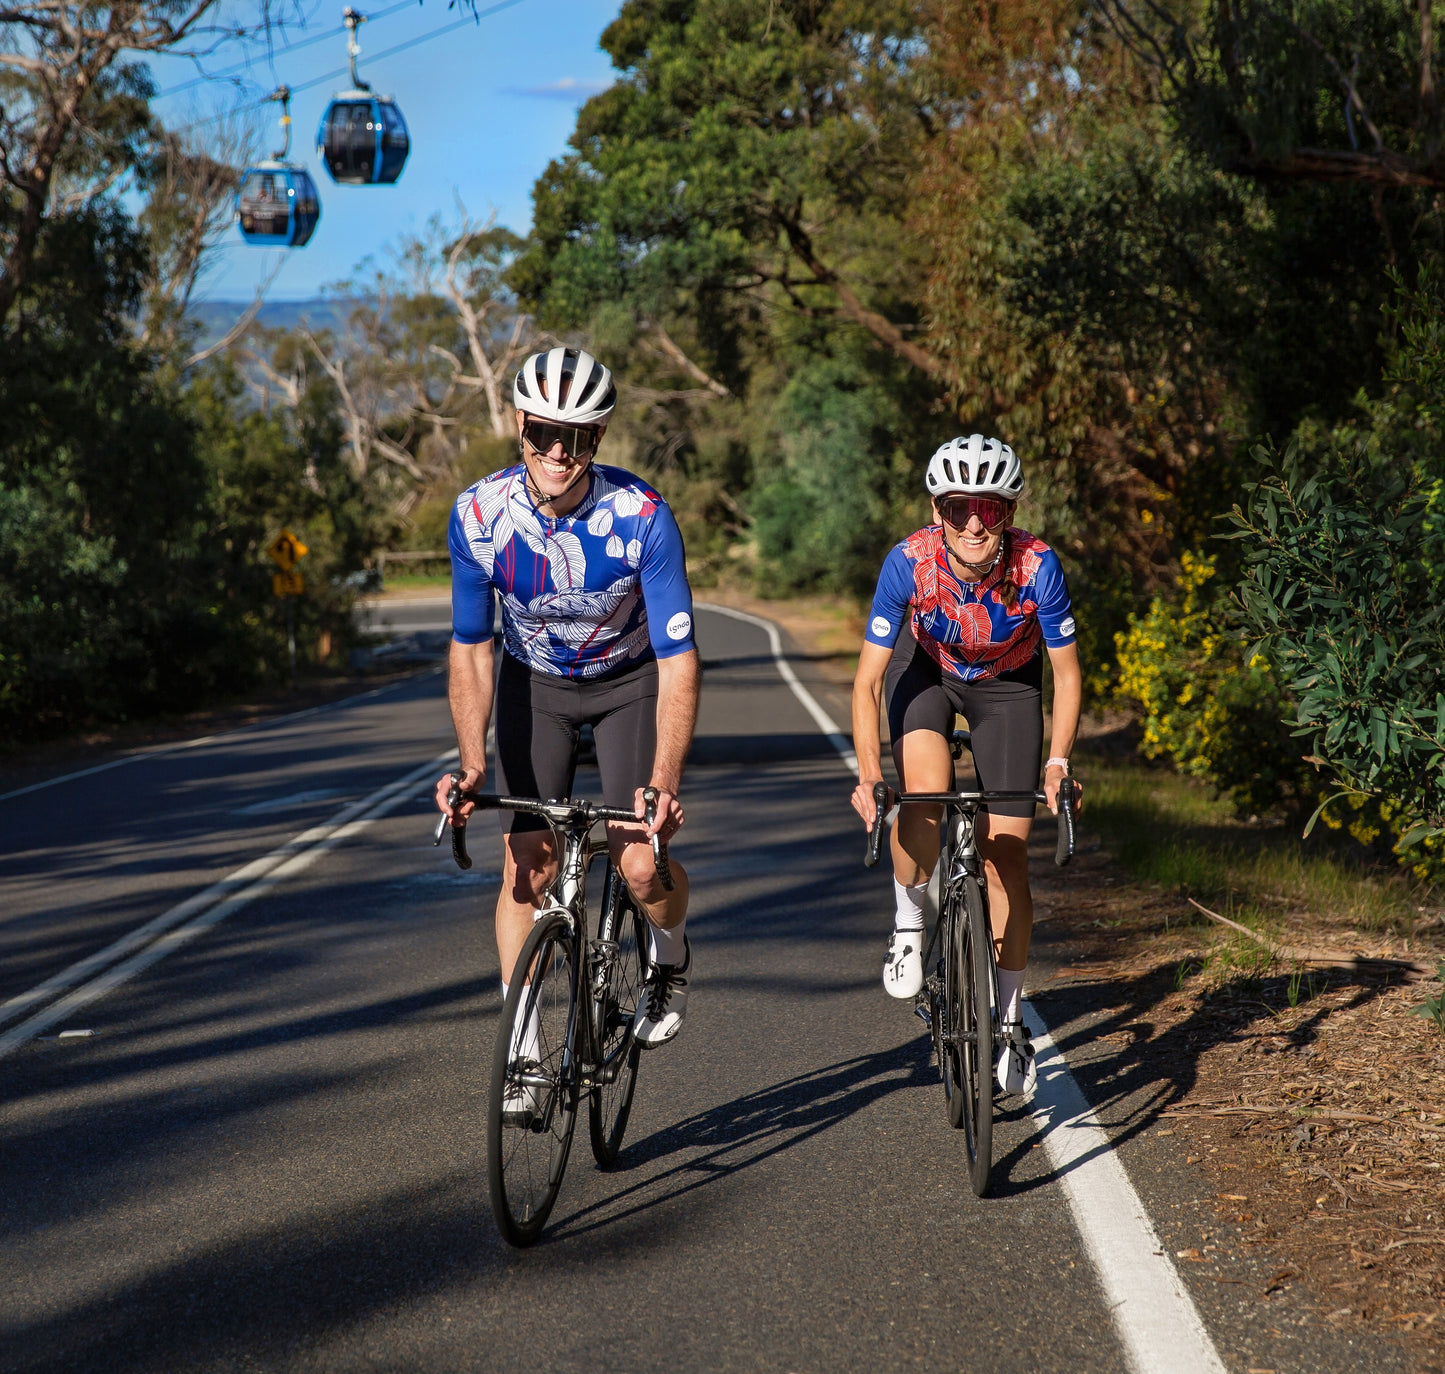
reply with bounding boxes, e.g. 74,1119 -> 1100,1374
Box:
435,777 -> 674,1246
864,731 -> 1078,1197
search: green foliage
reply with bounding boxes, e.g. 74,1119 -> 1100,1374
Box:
0,205 -> 374,740
1113,552 -> 1309,814
750,350 -> 926,597
1229,439 -> 1445,850
1409,962 -> 1445,1035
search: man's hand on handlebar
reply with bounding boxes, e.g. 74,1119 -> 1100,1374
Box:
435,765 -> 484,824
634,784 -> 684,840
851,776 -> 894,829
1043,764 -> 1084,817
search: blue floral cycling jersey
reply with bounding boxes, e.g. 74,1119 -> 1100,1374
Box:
449,463 -> 696,678
864,525 -> 1076,681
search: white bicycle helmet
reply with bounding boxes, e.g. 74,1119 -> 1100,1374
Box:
512,346 -> 617,426
925,434 -> 1025,502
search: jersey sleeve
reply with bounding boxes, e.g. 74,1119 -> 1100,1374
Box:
638,499 -> 696,658
864,546 -> 915,650
1032,548 -> 1077,648
448,495 -> 495,645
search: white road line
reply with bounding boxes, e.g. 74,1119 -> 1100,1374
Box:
0,751 -> 457,1054
706,604 -> 1225,1374
697,603 -> 858,772
1026,1008 -> 1227,1374
0,667 -> 442,806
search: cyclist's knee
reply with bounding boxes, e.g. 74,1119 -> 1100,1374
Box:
503,832 -> 557,904
617,840 -> 671,904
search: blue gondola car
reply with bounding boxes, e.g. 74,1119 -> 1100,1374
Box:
317,9 -> 409,185
235,88 -> 321,248
317,93 -> 409,185
236,162 -> 321,247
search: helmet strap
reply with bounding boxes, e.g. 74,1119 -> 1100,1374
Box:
522,449 -> 593,512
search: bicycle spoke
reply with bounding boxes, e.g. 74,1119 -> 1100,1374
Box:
488,912 -> 580,1245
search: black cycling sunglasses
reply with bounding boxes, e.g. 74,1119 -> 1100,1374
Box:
522,418 -> 602,460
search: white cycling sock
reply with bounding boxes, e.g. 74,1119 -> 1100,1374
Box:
500,980 -> 541,1062
648,918 -> 687,966
998,966 -> 1026,1027
893,877 -> 928,932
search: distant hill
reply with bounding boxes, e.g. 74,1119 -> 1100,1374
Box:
187,297 -> 365,351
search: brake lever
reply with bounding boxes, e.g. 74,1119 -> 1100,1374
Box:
433,771 -> 473,871
642,785 -> 676,892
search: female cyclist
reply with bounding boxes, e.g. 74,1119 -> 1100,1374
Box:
850,434 -> 1083,1096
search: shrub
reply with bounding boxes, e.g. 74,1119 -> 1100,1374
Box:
1114,551 -> 1310,815
1229,438 -> 1445,855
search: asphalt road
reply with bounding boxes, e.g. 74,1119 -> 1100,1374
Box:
0,608 -> 1418,1373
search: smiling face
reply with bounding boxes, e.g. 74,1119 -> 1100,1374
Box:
934,497 -> 1013,579
515,408 -> 605,516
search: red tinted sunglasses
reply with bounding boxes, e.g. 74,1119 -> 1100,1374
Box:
523,417 -> 602,460
938,495 -> 1010,530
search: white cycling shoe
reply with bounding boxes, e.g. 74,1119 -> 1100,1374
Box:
882,928 -> 924,999
996,1021 -> 1037,1096
500,1060 -> 543,1125
634,938 -> 690,1047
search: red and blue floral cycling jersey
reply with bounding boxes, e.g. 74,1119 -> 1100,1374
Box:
864,525 -> 1076,680
449,463 -> 695,679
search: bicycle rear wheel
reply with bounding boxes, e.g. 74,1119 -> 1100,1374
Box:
956,877 -> 995,1196
588,863 -> 646,1166
487,909 -> 580,1247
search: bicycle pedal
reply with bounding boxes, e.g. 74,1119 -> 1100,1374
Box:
914,1001 -> 932,1031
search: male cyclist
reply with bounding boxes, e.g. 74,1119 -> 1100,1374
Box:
850,435 -> 1083,1097
434,347 -> 701,1088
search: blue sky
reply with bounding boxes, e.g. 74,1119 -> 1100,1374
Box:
146,0 -> 623,301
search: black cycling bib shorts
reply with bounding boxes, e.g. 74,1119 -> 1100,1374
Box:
494,651 -> 657,835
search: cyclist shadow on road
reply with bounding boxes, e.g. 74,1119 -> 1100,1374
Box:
546,1038 -> 936,1242
981,961 -> 1404,1198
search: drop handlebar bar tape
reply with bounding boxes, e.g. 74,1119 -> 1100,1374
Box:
865,781 -> 890,868
1054,777 -> 1079,868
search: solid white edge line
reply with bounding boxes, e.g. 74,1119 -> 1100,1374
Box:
0,665 -> 444,806
0,751 -> 458,1051
696,603 -> 858,773
695,604 -> 1225,1374
1025,1006 -> 1228,1374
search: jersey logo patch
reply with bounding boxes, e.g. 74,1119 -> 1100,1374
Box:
871,615 -> 890,637
1060,615 -> 1076,637
667,611 -> 693,641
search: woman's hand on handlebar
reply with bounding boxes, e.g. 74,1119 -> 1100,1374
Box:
435,765 -> 484,823
851,775 -> 893,829
1043,764 -> 1083,816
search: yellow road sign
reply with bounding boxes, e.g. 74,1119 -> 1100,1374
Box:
267,529 -> 309,571
272,570 -> 305,598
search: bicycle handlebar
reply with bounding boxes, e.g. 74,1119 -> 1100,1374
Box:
432,774 -> 675,887
863,777 -> 1079,870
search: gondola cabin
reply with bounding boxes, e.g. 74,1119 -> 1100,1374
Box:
235,162 -> 321,247
317,92 -> 409,185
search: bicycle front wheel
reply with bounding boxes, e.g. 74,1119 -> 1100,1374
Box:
588,864 -> 646,1167
954,877 -> 995,1196
487,909 -> 581,1247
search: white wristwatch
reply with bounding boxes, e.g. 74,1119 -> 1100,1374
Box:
1045,756 -> 1071,773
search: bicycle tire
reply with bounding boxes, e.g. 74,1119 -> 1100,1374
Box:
487,909 -> 581,1247
959,876 -> 995,1196
588,865 -> 646,1167
939,883 -> 968,1128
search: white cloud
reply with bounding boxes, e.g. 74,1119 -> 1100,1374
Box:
507,76 -> 609,101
